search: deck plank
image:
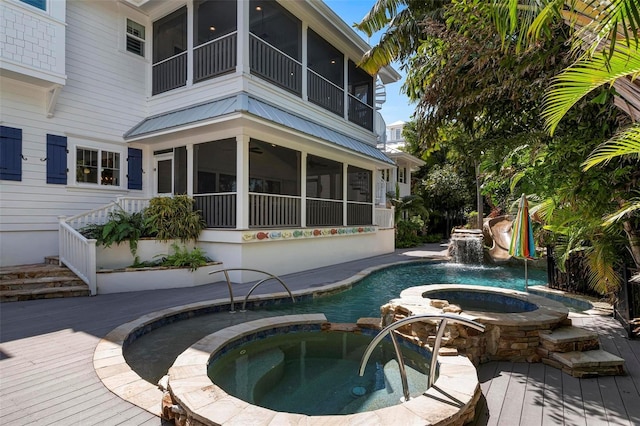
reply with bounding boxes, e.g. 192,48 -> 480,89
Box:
580,377 -> 608,425
519,362 -> 545,426
483,361 -> 513,426
497,362 -> 528,426
541,363 -> 564,425
598,376 -> 631,426
562,373 -> 586,426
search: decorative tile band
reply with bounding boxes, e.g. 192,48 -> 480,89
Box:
242,226 -> 377,241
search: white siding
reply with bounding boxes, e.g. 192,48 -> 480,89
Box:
0,1 -> 150,265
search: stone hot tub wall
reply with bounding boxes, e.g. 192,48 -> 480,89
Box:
381,285 -> 570,365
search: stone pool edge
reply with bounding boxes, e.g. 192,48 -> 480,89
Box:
92,259 -> 433,417
167,314 -> 481,426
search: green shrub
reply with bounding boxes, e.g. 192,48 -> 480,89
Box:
145,195 -> 205,242
154,243 -> 211,271
80,209 -> 154,259
396,219 -> 423,248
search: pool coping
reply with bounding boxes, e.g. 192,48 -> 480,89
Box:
92,259 -> 605,419
168,314 -> 481,426
93,258 -> 432,417
400,284 -> 569,327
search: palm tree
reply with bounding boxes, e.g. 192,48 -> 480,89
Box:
491,0 -> 640,271
354,0 -> 449,74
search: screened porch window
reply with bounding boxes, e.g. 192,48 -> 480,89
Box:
348,60 -> 374,130
193,139 -> 237,228
307,29 -> 344,116
152,7 -> 187,95
347,165 -> 372,225
306,155 -> 343,227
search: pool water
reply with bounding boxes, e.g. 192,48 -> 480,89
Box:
125,261 -> 546,383
270,262 -> 547,322
207,331 -> 429,415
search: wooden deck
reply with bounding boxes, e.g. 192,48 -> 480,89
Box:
1,248 -> 639,425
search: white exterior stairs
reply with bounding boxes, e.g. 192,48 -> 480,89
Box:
537,325 -> 625,377
0,257 -> 91,302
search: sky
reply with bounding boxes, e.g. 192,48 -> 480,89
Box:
323,0 -> 414,125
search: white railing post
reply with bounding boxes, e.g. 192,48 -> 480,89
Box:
87,239 -> 97,296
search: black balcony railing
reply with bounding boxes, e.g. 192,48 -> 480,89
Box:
250,34 -> 302,96
347,202 -> 373,225
152,52 -> 187,95
348,95 -> 373,131
307,198 -> 342,227
194,32 -> 237,83
194,193 -> 236,228
307,70 -> 344,117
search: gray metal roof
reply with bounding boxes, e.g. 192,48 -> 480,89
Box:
124,93 -> 394,165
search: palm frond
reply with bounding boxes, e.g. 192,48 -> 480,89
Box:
355,0 -> 407,36
542,44 -> 640,135
582,123 -> 640,169
529,197 -> 556,223
602,198 -> 640,226
585,243 -> 621,293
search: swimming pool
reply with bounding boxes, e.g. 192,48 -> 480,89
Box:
275,262 -> 548,322
124,261 -> 547,383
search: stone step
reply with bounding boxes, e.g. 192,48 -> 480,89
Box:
44,255 -> 59,265
0,276 -> 85,291
0,263 -> 77,280
549,349 -> 625,378
539,326 -> 599,352
0,285 -> 91,302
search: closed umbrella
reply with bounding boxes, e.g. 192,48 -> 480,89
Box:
509,194 -> 537,290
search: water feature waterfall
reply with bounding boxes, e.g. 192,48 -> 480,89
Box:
449,229 -> 484,264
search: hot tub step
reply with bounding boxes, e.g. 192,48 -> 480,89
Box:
539,326 -> 599,352
549,349 -> 625,378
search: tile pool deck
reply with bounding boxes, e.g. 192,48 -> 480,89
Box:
1,245 -> 639,425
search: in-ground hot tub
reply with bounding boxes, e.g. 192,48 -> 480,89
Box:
388,285 -> 569,363
422,288 -> 539,313
166,314 -> 482,425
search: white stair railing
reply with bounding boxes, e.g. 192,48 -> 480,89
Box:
58,197 -> 151,295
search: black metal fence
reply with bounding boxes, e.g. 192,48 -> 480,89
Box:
615,266 -> 640,338
547,245 -> 639,338
546,246 -> 600,297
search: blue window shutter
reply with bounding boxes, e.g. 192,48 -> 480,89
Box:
0,126 -> 22,181
46,134 -> 67,184
127,148 -> 143,190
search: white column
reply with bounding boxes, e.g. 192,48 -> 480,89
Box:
236,134 -> 250,229
343,55 -> 349,121
301,152 -> 307,227
237,0 -> 250,75
186,1 -> 194,86
301,23 -> 308,101
186,144 -> 193,196
343,163 -> 349,226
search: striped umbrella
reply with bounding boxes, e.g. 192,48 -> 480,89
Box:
509,194 -> 537,290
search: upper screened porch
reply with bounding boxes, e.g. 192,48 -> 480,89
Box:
144,0 -> 399,133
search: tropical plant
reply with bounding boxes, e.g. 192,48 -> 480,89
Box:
80,209 -> 154,260
490,0 -> 640,269
155,243 -> 211,271
355,0 -> 449,74
145,195 -> 206,242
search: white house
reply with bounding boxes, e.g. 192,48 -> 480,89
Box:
377,120 -> 425,204
0,0 -> 402,289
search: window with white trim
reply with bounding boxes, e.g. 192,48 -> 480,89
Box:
20,0 -> 46,11
76,147 -> 121,186
126,19 -> 145,57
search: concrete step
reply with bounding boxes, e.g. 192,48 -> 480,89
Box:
1,285 -> 91,302
0,276 -> 86,291
548,349 -> 625,378
44,255 -> 59,265
539,326 -> 599,352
